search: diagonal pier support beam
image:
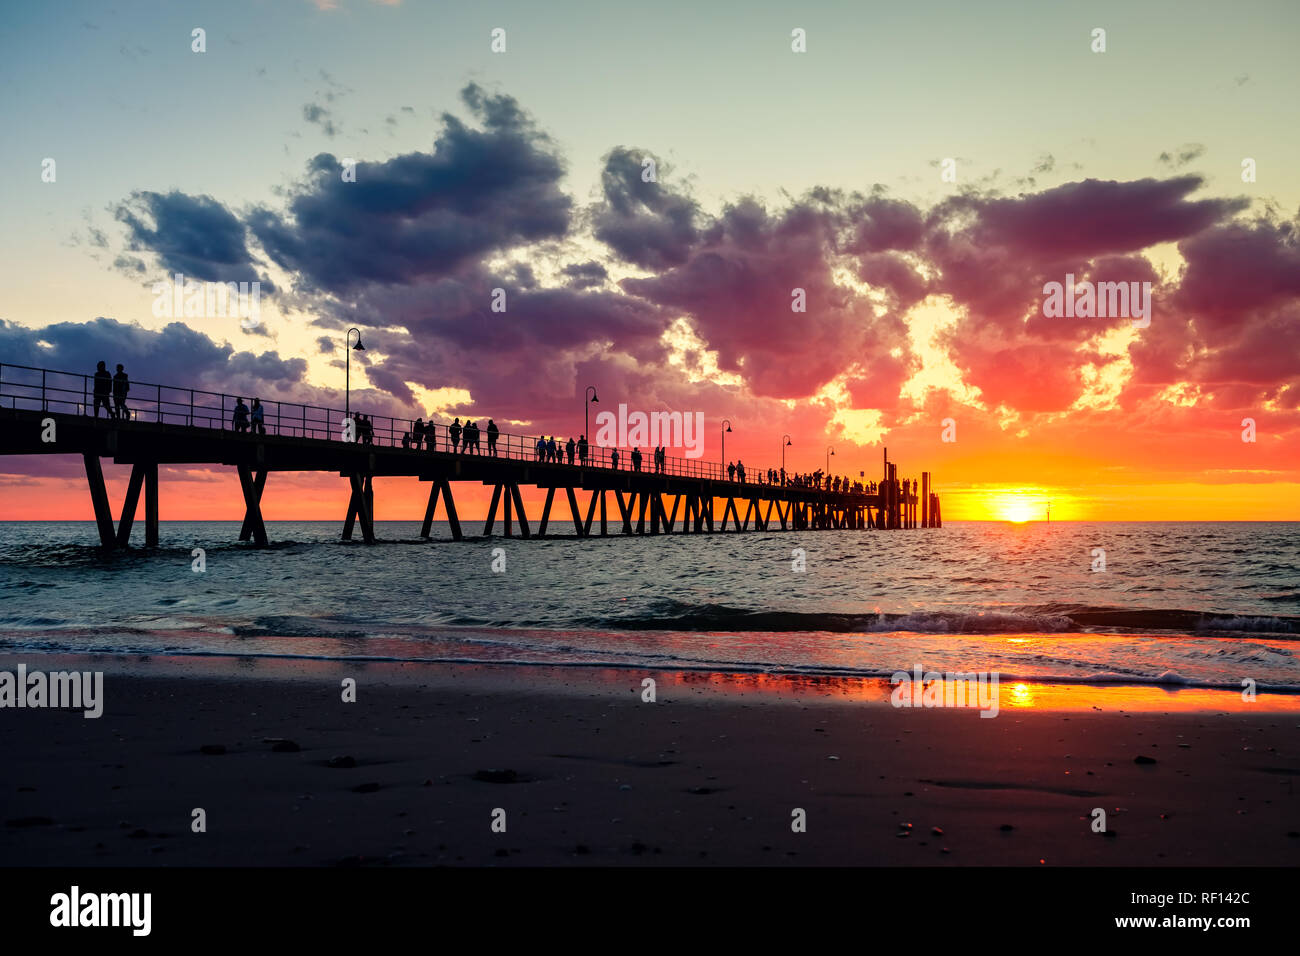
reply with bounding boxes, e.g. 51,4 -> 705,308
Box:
342,473 -> 375,544
419,481 -> 442,538
115,462 -> 145,547
237,465 -> 268,547
567,487 -> 586,536
439,478 -> 463,540
483,483 -> 504,535
537,487 -> 556,537
83,453 -> 116,550
509,483 -> 531,538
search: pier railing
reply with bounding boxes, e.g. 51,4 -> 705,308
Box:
0,362 -> 879,493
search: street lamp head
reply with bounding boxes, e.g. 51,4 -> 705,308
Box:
725,424 -> 732,433
352,339 -> 365,351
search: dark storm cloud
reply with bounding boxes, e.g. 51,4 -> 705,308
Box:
247,84 -> 572,296
591,147 -> 703,270
114,190 -> 272,289
560,260 -> 609,288
0,318 -> 304,395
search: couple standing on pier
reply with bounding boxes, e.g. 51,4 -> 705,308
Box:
91,362 -> 131,420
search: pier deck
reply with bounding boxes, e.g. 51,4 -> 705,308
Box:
0,362 -> 941,548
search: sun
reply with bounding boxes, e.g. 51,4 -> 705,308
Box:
990,492 -> 1040,523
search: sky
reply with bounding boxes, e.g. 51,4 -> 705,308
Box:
1,0 -> 1298,521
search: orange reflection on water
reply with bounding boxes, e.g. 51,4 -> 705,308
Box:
653,669 -> 1300,713
41,652 -> 1300,715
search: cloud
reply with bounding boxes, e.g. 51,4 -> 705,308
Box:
0,318 -> 305,398
302,102 -> 338,137
248,84 -> 571,296
591,148 -> 703,270
44,87 -> 1293,478
114,190 -> 272,289
1157,143 -> 1206,169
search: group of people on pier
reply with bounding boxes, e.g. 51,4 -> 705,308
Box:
79,361 -> 875,497
724,463 -> 872,494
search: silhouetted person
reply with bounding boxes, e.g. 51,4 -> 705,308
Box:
449,418 -> 462,452
413,418 -> 425,450
250,398 -> 265,435
577,435 -> 588,465
111,364 -> 130,420
233,398 -> 250,433
487,419 -> 499,455
727,462 -> 736,481
535,436 -> 545,461
92,361 -> 112,418
737,460 -> 746,483
631,447 -> 642,472
610,448 -> 620,470
566,436 -> 576,465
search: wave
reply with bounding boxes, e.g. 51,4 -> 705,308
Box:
593,601 -> 1300,636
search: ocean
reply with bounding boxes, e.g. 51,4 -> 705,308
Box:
1,520 -> 1297,693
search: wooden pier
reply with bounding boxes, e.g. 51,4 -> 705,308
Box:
0,362 -> 941,549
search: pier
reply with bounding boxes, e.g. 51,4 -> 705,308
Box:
0,362 -> 941,549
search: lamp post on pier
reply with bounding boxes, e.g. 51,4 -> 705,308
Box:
781,434 -> 792,474
721,419 -> 732,480
826,445 -> 835,474
585,385 -> 599,452
345,327 -> 365,416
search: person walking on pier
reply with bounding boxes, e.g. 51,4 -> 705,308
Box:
412,418 -> 424,450
547,435 -> 558,462
465,420 -> 479,454
737,460 -> 746,483
727,462 -> 735,482
449,418 -> 462,452
577,435 -> 588,465
233,398 -> 250,433
91,361 -> 113,418
610,448 -> 620,470
631,447 -> 642,472
111,364 -> 130,420
250,398 -> 265,435
566,436 -> 576,464
487,420 -> 499,456
535,436 -> 545,461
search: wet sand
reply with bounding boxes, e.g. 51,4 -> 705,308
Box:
2,655 -> 1298,866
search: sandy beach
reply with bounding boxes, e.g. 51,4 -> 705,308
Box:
3,654 -> 1297,867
